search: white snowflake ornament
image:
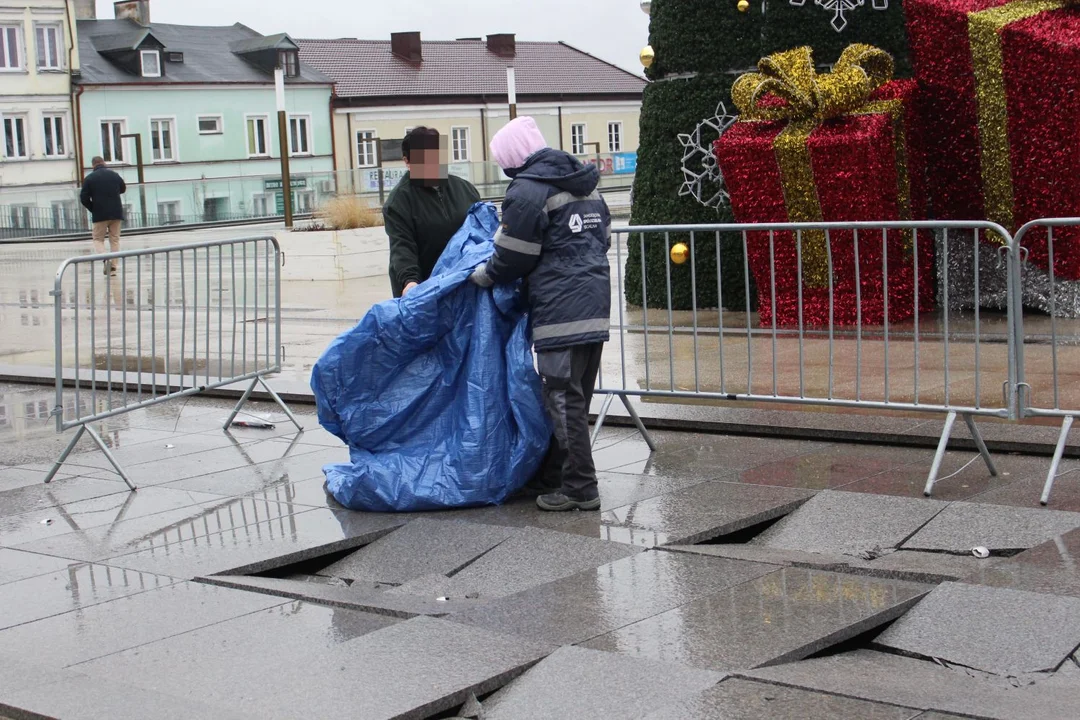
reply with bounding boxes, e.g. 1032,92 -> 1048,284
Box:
678,102 -> 738,209
789,0 -> 890,32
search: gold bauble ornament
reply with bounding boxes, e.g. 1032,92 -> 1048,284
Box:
738,0 -> 749,10
670,243 -> 690,265
639,45 -> 655,68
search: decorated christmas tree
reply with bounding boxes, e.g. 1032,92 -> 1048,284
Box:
627,0 -> 913,311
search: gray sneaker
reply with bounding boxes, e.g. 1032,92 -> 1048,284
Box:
536,492 -> 601,512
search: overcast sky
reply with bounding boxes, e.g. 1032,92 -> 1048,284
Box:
95,0 -> 650,75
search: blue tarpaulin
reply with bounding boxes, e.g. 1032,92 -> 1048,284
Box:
310,203 -> 550,512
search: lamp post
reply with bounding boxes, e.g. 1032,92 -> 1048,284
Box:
275,67 -> 294,228
506,66 -> 517,121
118,133 -> 146,227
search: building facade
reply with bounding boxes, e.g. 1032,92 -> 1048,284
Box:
299,33 -> 645,196
0,0 -> 83,226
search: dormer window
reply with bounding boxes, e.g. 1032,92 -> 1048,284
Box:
279,50 -> 298,78
140,49 -> 161,77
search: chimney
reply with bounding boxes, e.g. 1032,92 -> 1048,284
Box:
391,32 -> 422,65
114,1 -> 151,26
73,0 -> 96,19
486,34 -> 516,58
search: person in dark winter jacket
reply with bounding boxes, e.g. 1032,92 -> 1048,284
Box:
80,156 -> 127,276
471,117 -> 612,512
383,127 -> 481,297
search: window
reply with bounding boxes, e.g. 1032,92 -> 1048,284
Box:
0,25 -> 21,70
251,193 -> 273,216
294,191 -> 314,214
451,127 -> 470,162
43,114 -> 66,157
140,50 -> 161,78
288,115 -> 310,156
246,116 -> 269,157
608,122 -> 622,153
149,118 -> 175,162
3,115 -> 28,159
36,25 -> 61,70
197,115 -> 222,135
571,124 -> 587,155
51,201 -> 78,230
100,120 -> 125,163
10,205 -> 33,228
157,201 -> 180,223
279,50 -> 299,78
356,130 -> 376,168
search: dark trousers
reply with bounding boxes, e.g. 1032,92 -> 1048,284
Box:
535,343 -> 604,500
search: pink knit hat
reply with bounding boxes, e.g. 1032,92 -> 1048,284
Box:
490,117 -> 548,171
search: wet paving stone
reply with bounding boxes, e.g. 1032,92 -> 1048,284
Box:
481,645 -> 723,720
638,677 -> 921,720
0,548 -> 81,586
750,490 -> 949,557
582,567 -> 930,671
963,528 -> 1080,599
901,502 -> 1080,553
874,581 -> 1080,676
159,445 -> 347,496
447,550 -> 775,647
0,476 -> 131,519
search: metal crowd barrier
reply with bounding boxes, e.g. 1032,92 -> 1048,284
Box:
46,235 -> 302,490
594,220 -> 1021,498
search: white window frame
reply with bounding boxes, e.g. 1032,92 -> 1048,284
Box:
245,114 -> 270,158
10,205 -> 33,228
251,192 -> 274,216
2,114 -> 29,160
607,121 -> 623,153
156,200 -> 181,223
149,116 -> 177,163
140,49 -> 161,78
451,126 -> 470,162
294,190 -> 314,214
571,123 -> 587,155
355,129 -> 376,168
288,114 -> 312,156
279,50 -> 299,78
51,200 -> 78,229
35,23 -> 62,70
197,115 -> 223,135
100,118 -> 126,164
42,113 -> 67,158
0,24 -> 22,71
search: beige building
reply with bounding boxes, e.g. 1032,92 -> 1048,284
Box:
298,33 -> 645,195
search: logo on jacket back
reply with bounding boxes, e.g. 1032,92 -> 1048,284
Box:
569,214 -> 584,234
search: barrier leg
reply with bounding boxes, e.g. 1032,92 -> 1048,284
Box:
86,425 -> 136,491
590,394 -> 615,449
258,376 -> 304,432
620,394 -> 657,452
1042,416 -> 1074,507
925,411 -> 958,497
223,377 -> 259,430
223,376 -> 304,433
44,425 -> 87,484
964,413 -> 998,477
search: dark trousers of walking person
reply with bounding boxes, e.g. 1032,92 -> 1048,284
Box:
535,343 -> 604,501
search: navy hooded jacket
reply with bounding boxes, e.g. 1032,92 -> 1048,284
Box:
475,148 -> 612,351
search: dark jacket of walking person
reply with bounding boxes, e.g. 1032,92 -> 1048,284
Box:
383,127 -> 480,298
80,157 -> 127,275
471,117 -> 612,512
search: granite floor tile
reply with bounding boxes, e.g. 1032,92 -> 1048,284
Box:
0,563 -> 175,630
750,490 -> 949,557
0,548 -> 80,585
319,518 -> 520,584
736,443 -> 922,490
837,452 -> 1020,501
0,486 -> 225,547
242,474 -> 343,510
0,581 -> 284,669
0,476 -> 132,519
0,466 -> 75,493
58,430 -> 273,472
559,481 -> 815,548
963,528 -> 1080,599
104,507 -> 405,579
158,445 -> 348,496
595,471 -> 712,511
874,581 -> 1080,675
968,465 -> 1080,512
901,502 -> 1080,553
482,645 -> 723,720
582,567 -> 929,671
412,495 -> 593,532
600,433 -> 831,477
73,600 -> 397,705
745,649 -> 1080,720
13,494 -> 326,562
637,677 -> 921,720
447,550 -> 775,646
269,425 -> 346,448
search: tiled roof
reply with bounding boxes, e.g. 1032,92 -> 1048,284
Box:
296,38 -> 646,100
77,20 -> 332,86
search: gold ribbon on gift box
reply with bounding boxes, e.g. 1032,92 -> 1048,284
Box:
968,0 -> 1077,232
732,45 -> 913,288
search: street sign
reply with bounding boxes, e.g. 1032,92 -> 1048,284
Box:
264,177 -> 308,191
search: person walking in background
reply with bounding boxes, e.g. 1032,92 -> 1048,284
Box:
384,127 -> 481,297
80,156 -> 127,276
471,117 -> 612,512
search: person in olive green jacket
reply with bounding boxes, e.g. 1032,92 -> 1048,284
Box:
383,127 -> 481,298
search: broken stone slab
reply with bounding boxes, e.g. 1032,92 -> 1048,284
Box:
965,528 -> 1080,599
901,502 -> 1080,554
750,490 -> 949,558
874,581 -> 1080,676
481,646 -> 723,720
